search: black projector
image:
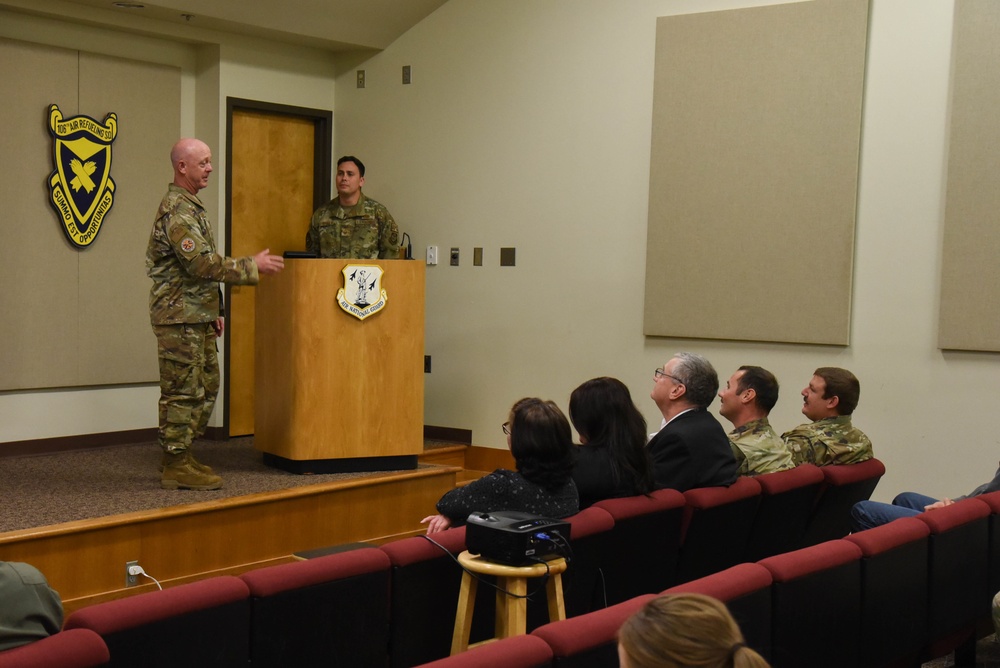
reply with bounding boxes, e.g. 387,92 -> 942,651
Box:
465,511 -> 571,566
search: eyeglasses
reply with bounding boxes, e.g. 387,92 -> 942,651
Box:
654,368 -> 685,384
501,422 -> 511,436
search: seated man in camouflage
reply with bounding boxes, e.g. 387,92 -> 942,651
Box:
306,155 -> 400,259
782,367 -> 872,466
718,365 -> 795,476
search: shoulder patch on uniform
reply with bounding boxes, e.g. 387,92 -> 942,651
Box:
181,237 -> 196,253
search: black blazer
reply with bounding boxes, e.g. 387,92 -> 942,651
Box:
647,408 -> 738,492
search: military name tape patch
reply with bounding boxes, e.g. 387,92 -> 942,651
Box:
46,104 -> 118,249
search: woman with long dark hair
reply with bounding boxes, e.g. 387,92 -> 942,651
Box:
569,377 -> 654,507
421,397 -> 578,533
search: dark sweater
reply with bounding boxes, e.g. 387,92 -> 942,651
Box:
435,469 -> 579,524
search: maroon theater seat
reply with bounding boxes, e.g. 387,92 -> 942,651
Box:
844,516 -> 930,668
662,562 -> 773,662
414,634 -> 553,668
531,594 -> 657,668
592,489 -> 684,604
803,457 -> 885,546
916,497 -> 991,664
675,476 -> 761,583
239,546 -> 391,667
559,507 -> 615,616
0,629 -> 109,668
63,576 -> 250,668
380,527 -> 476,668
745,464 -> 825,561
759,540 -> 862,668
974,490 -> 1000,596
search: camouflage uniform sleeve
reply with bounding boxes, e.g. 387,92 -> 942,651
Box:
305,210 -> 319,254
376,204 -> 400,259
167,207 -> 259,286
781,425 -> 817,466
730,441 -> 750,476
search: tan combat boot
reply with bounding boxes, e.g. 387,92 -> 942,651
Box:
161,451 -> 223,490
159,451 -> 214,474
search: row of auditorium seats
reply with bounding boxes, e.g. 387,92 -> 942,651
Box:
0,458 -> 888,668
419,491 -> 1000,668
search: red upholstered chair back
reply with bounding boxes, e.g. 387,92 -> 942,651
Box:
758,540 -> 863,668
63,576 -> 250,668
844,516 -> 930,668
662,562 -> 773,662
530,594 -> 657,668
380,527 -> 477,668
974,489 -> 1000,596
239,546 -> 391,667
414,634 -> 553,668
0,629 -> 109,668
916,497 -> 991,662
592,489 -> 684,604
803,457 -> 885,546
559,506 -> 615,617
676,476 -> 761,583
746,464 -> 825,561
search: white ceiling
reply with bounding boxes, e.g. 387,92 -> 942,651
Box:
10,0 -> 449,51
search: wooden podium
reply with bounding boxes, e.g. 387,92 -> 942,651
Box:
254,258 -> 425,473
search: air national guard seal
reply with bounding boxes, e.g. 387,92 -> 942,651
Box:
46,104 -> 118,248
337,265 -> 387,320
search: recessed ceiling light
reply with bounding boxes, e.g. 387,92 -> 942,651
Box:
113,2 -> 145,8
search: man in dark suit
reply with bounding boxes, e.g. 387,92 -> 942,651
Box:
647,352 -> 739,491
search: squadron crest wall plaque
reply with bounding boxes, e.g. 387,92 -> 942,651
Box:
46,104 -> 118,248
337,265 -> 387,320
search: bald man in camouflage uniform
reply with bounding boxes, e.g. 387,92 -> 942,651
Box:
782,367 -> 872,466
147,138 -> 284,490
306,155 -> 399,259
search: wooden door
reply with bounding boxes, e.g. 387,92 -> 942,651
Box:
228,109 -> 320,436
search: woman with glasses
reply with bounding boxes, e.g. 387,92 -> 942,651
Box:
568,377 -> 654,508
421,397 -> 578,533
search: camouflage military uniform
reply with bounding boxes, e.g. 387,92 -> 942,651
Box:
306,192 -> 399,259
728,417 -> 796,476
146,183 -> 258,455
782,415 -> 873,467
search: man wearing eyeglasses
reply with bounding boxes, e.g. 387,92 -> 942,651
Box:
648,352 -> 739,491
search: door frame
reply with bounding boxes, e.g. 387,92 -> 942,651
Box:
221,97 -> 332,437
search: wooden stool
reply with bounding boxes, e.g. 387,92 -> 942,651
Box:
450,550 -> 568,655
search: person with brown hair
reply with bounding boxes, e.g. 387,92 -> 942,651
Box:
420,397 -> 578,533
618,593 -> 770,668
782,366 -> 872,466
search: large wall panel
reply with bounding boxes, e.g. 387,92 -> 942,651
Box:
643,0 -> 869,345
938,0 -> 1000,351
0,37 -> 179,390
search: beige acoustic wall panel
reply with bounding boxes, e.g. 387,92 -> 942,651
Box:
938,1 -> 1000,351
0,37 -> 179,390
643,0 -> 869,345
0,38 -> 83,389
77,52 -> 179,385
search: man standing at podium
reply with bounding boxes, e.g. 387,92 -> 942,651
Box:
306,155 -> 400,259
147,138 -> 284,491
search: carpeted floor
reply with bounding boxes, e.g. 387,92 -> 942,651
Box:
0,436 -> 439,534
